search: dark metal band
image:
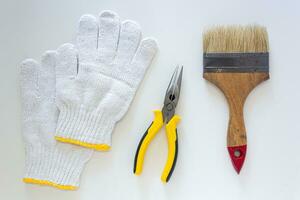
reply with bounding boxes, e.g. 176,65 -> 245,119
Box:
203,53 -> 269,72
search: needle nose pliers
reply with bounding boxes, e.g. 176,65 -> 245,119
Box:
133,65 -> 183,183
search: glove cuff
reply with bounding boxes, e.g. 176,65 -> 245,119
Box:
55,104 -> 115,150
23,145 -> 89,190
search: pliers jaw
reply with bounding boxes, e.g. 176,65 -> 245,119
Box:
162,65 -> 183,124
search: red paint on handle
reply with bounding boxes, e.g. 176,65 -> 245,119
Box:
227,145 -> 247,174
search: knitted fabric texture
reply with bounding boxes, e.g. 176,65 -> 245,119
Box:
55,10 -> 158,150
20,52 -> 92,190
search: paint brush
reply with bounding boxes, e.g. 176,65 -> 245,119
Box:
203,25 -> 269,173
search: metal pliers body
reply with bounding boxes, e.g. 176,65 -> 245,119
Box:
133,66 -> 183,182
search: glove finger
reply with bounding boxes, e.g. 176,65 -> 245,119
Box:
20,59 -> 39,109
76,14 -> 98,52
38,51 -> 59,144
113,20 -> 141,67
56,43 -> 78,82
39,51 -> 56,99
97,10 -> 120,64
20,59 -> 39,142
128,38 -> 158,87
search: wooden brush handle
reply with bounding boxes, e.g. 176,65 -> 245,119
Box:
203,73 -> 269,146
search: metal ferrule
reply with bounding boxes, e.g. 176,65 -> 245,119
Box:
203,52 -> 269,73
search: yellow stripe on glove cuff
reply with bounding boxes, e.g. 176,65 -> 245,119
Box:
23,178 -> 77,190
55,136 -> 111,151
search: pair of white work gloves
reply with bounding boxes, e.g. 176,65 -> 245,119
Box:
20,10 -> 157,190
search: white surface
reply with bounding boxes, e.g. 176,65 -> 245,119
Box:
1,0 -> 300,199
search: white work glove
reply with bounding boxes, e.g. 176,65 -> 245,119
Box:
55,10 -> 158,150
20,52 -> 92,190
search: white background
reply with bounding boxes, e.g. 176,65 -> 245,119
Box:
1,0 -> 300,199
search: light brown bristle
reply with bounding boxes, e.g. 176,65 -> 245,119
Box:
203,25 -> 269,53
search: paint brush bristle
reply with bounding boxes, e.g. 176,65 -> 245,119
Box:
203,25 -> 269,53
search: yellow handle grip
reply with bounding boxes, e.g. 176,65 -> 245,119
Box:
161,115 -> 181,182
133,110 -> 164,175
